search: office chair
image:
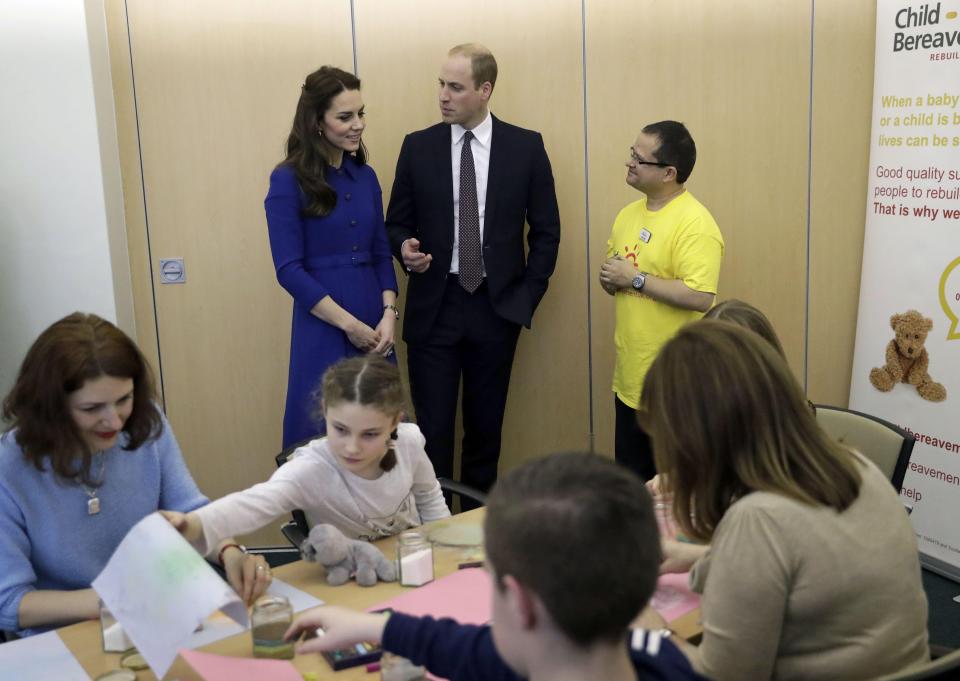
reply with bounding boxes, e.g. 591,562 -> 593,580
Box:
814,404 -> 915,493
274,437 -> 486,550
872,648 -> 960,681
436,477 -> 487,508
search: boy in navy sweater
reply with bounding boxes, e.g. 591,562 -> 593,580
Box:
286,452 -> 705,681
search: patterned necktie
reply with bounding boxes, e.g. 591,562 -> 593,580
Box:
458,131 -> 483,293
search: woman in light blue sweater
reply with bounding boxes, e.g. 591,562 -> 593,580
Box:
0,313 -> 270,636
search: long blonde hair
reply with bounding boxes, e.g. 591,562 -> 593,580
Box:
641,320 -> 861,542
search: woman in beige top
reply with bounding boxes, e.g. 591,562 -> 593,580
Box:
640,320 -> 928,681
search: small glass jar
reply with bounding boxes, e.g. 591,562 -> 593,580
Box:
396,530 -> 434,587
99,600 -> 133,653
380,651 -> 427,681
251,595 -> 294,659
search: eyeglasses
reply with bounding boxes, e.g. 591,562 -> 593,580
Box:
628,147 -> 671,168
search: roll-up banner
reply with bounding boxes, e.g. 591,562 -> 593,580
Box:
849,0 -> 960,580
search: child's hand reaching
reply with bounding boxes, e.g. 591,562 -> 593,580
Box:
160,511 -> 271,605
220,546 -> 272,606
285,606 -> 391,654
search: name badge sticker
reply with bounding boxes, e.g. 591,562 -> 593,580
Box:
639,228 -> 652,244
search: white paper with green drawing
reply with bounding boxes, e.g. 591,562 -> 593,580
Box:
92,512 -> 248,678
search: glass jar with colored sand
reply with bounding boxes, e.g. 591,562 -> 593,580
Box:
251,595 -> 295,659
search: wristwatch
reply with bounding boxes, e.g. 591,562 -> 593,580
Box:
384,304 -> 400,319
631,272 -> 647,291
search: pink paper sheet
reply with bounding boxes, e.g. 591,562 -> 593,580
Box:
368,567 -> 493,625
367,566 -> 699,626
651,571 -> 700,622
366,568 -> 698,681
179,648 -> 304,681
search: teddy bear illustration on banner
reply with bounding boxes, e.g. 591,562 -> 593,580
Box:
869,310 -> 947,402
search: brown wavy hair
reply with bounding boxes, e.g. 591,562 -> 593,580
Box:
319,355 -> 404,472
279,65 -> 367,217
640,320 -> 861,543
2,312 -> 162,486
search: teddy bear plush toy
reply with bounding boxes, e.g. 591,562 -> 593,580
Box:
869,309 -> 947,402
300,523 -> 398,586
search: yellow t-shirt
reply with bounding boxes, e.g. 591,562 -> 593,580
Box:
607,191 -> 724,408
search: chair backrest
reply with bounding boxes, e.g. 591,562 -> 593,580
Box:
814,405 -> 915,492
873,648 -> 960,681
437,477 -> 487,510
275,436 -> 316,469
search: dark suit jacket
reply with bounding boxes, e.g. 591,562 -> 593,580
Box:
385,116 -> 561,344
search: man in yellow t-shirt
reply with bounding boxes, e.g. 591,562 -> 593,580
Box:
599,121 -> 724,479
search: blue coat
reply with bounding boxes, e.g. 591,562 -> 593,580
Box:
265,159 -> 398,447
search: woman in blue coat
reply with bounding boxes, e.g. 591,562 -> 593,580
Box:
266,66 -> 399,448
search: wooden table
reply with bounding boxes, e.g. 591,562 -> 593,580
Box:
56,510 -> 700,680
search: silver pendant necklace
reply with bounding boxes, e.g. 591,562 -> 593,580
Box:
81,454 -> 106,515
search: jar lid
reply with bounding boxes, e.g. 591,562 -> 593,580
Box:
253,594 -> 292,610
398,530 -> 428,544
120,651 -> 149,671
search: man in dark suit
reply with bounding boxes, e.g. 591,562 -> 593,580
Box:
386,44 -> 560,499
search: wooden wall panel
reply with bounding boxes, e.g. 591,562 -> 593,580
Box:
86,0 -> 135,338
105,0 -> 880,508
354,0 -> 591,471
105,0 -> 159,386
112,0 -> 354,544
807,0 -> 876,407
585,0 -> 813,456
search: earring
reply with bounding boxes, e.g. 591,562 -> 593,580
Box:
317,128 -> 323,137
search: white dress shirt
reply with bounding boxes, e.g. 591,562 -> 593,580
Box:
449,112 -> 492,275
